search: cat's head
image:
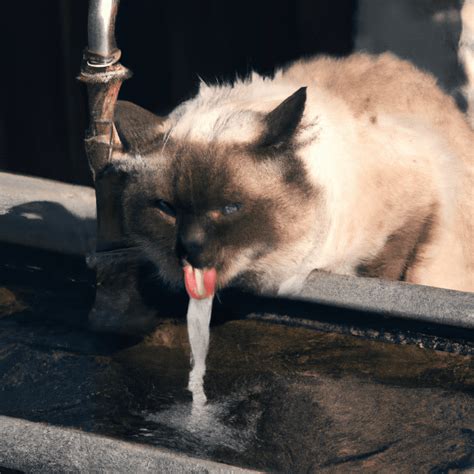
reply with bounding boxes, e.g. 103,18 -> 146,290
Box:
111,86 -> 318,297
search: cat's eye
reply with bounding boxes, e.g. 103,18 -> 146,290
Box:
221,203 -> 242,216
152,199 -> 176,218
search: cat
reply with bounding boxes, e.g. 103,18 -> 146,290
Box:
111,52 -> 474,298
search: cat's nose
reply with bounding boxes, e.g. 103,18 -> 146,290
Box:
178,240 -> 203,268
176,233 -> 206,268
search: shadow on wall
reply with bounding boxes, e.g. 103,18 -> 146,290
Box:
356,0 -> 468,111
0,201 -> 96,256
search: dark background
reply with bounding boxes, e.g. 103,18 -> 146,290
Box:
0,0 -> 357,187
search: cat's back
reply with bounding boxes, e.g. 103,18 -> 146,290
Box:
283,52 -> 455,119
283,53 -> 473,292
282,52 -> 473,164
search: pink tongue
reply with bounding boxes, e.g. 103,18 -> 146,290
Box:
183,266 -> 217,299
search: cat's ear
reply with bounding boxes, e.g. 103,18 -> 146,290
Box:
257,87 -> 307,148
114,101 -> 165,153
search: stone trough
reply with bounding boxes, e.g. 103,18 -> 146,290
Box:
1,171 -> 473,471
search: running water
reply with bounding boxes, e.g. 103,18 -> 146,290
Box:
186,295 -> 214,410
143,294 -> 250,453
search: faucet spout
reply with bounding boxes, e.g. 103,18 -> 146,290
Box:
86,0 -> 121,67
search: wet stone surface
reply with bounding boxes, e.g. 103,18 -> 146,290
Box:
0,244 -> 473,472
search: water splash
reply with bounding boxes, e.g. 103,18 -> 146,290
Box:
144,399 -> 251,453
186,296 -> 214,409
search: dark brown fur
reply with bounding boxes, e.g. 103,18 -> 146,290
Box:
356,208 -> 437,281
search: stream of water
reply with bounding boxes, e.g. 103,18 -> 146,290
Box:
186,296 -> 214,410
144,295 -> 252,453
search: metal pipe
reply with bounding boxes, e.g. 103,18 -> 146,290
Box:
79,0 -> 152,331
86,0 -> 121,67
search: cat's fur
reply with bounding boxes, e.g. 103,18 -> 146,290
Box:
113,53 -> 474,294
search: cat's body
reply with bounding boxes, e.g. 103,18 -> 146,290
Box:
115,53 -> 474,296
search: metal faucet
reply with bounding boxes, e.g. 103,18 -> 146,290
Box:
79,1 -> 156,334
86,0 -> 121,67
